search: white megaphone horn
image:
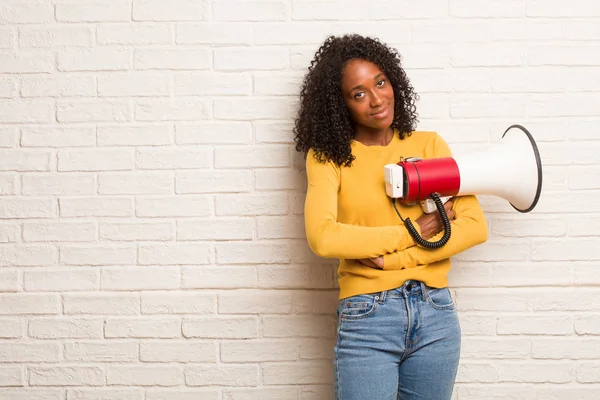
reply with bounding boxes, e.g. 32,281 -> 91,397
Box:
384,124 -> 543,249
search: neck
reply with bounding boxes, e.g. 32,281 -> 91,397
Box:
354,126 -> 393,146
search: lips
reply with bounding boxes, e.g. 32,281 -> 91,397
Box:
371,104 -> 390,119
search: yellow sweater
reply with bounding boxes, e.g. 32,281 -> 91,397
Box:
304,131 -> 488,299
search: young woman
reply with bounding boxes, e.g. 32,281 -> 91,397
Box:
294,34 -> 489,400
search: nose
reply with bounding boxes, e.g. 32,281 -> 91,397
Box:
370,90 -> 384,107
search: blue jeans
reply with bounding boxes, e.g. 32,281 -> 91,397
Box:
334,280 -> 461,400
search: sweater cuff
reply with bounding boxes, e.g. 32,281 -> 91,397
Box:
383,252 -> 400,271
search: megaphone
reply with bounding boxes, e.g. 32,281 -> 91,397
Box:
384,124 -> 542,249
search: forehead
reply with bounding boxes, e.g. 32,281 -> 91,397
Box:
341,59 -> 384,88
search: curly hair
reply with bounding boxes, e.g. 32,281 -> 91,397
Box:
293,34 -> 419,167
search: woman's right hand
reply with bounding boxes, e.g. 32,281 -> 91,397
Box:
415,199 -> 455,240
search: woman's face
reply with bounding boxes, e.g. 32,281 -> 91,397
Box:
341,58 -> 395,132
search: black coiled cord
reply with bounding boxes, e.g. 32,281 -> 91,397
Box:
392,193 -> 451,249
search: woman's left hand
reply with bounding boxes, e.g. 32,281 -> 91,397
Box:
357,256 -> 384,269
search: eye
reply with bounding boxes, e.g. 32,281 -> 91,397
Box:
377,79 -> 386,87
353,92 -> 365,100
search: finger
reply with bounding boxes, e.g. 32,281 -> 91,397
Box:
444,200 -> 453,210
447,210 -> 456,220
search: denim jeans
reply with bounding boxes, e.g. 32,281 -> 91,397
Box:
334,280 -> 461,400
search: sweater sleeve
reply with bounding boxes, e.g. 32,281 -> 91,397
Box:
304,150 -> 419,259
382,134 -> 488,270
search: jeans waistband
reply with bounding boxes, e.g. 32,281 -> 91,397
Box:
378,280 -> 425,302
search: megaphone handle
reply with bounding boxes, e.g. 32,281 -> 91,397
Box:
403,193 -> 452,250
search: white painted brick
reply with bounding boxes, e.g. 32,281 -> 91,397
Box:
0,223 -> 18,243
68,388 -> 144,400
528,45 -> 600,66
535,387 -> 600,400
455,363 -> 498,383
0,0 -> 54,23
254,23 -> 331,45
57,100 -> 131,123
452,44 -> 525,67
527,0 -> 600,17
133,0 -> 209,21
215,146 -> 289,168
456,289 -> 532,312
176,170 -> 253,194
0,269 -> 19,292
0,389 -> 63,400
56,0 -> 132,22
257,216 -> 305,239
23,174 -> 95,195
107,365 -> 183,386
98,73 -> 170,97
0,100 -> 53,123
100,221 -> 173,241
450,0 -> 525,17
254,121 -> 294,144
0,78 -> 17,97
147,390 -> 220,400
497,362 -> 571,383
29,366 -> 105,386
185,364 -> 259,387
497,315 -> 573,335
0,150 -> 50,171
0,294 -> 59,315
175,73 -> 251,96
63,293 -> 140,315
491,216 -> 567,237
98,172 -> 173,194
255,169 -> 306,190
534,289 -> 600,311
214,1 -> 287,21
457,315 -> 496,336
97,23 -> 173,45
136,196 -> 211,217
176,22 -> 253,45
490,262 -> 569,287
457,385 -> 534,399
0,28 -> 15,49
219,290 -> 292,314
0,343 -> 60,362
182,266 -> 257,289
570,20 -> 600,40
571,216 -> 600,237
19,26 -> 94,48
141,292 -> 215,314
216,193 -> 287,216
577,363 -> 600,383
569,167 -> 600,190
258,265 -> 334,289
58,48 -> 131,72
21,127 -> 96,147
60,197 -> 134,218
330,22 -> 411,44
262,315 -> 336,338
532,338 -> 600,359
177,218 -> 254,240
0,51 -> 53,73
28,318 -> 103,339
412,21 -> 490,43
532,239 -> 600,261
23,221 -> 96,242
138,243 -> 212,265
135,48 -> 211,70
215,48 -> 288,71
176,122 -> 252,145
0,366 -> 22,386
60,245 -> 136,266
101,267 -> 180,290
136,147 -> 212,169
98,125 -> 173,146
294,291 -> 338,314
59,149 -> 133,172
216,242 -> 290,264
223,387 -> 298,400
24,268 -> 99,291
263,361 -> 332,385
221,339 -> 297,363
105,317 -> 181,338
140,341 -> 216,362
135,98 -> 211,121
0,245 -> 57,266
215,97 -> 297,120
183,316 -> 258,339
254,74 -> 303,96
491,20 -> 568,41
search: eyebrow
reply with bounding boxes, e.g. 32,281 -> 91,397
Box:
350,73 -> 386,92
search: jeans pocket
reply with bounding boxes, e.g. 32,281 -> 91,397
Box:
339,294 -> 378,320
425,286 -> 455,310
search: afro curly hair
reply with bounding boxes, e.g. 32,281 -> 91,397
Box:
293,34 -> 419,167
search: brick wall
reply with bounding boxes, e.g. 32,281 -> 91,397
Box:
0,0 -> 599,399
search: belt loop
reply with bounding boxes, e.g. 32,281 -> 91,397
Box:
377,290 -> 387,304
419,281 -> 426,301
